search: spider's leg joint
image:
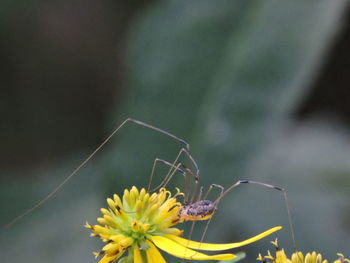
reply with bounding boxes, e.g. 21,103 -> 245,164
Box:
274,186 -> 285,192
239,180 -> 249,184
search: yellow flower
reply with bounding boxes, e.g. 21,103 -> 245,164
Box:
86,186 -> 281,263
257,240 -> 350,263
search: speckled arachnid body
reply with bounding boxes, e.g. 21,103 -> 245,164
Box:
179,200 -> 217,221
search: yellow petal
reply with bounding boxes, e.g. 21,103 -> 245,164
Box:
291,252 -> 304,263
134,246 -> 143,263
131,186 -> 139,197
109,234 -> 126,242
150,235 -> 236,261
140,223 -> 151,233
141,193 -> 150,209
102,242 -> 119,253
100,208 -> 110,215
136,199 -> 142,211
276,248 -> 290,263
150,192 -> 158,203
85,222 -> 92,229
97,217 -> 108,225
123,189 -> 130,208
146,204 -> 159,219
103,215 -> 120,228
120,237 -> 134,247
139,188 -> 146,199
145,240 -> 166,263
312,253 -> 318,263
131,220 -> 139,232
107,198 -> 116,210
305,253 -> 312,263
129,186 -> 139,208
164,227 -> 183,236
165,226 -> 282,251
98,254 -> 119,263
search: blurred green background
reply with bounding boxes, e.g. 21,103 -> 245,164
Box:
1,0 -> 350,262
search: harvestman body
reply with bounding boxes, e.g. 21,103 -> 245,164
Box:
4,118 -> 296,252
179,200 -> 216,221
178,181 -> 284,222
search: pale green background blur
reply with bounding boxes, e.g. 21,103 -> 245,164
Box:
1,1 -> 350,262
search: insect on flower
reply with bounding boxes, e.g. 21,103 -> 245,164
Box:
80,119 -> 288,262
257,239 -> 350,263
6,118 -> 288,262
85,186 -> 281,263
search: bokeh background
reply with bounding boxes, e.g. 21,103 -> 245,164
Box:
1,0 -> 350,262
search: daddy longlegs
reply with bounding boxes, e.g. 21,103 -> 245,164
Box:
5,118 -> 297,256
145,146 -> 297,257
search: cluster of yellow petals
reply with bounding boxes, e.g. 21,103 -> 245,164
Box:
257,240 -> 350,263
86,186 -> 183,262
86,186 -> 281,263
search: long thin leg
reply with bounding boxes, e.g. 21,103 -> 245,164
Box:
170,149 -> 199,204
158,163 -> 199,204
5,118 -> 190,228
128,118 -> 190,150
185,186 -> 204,244
213,180 -> 297,252
182,166 -> 199,204
197,184 -> 224,248
147,149 -> 200,204
164,148 -> 200,187
203,183 -> 224,200
196,186 -> 204,202
147,158 -> 187,191
182,184 -> 224,260
150,161 -> 198,204
150,148 -> 200,194
214,180 -> 284,204
181,187 -> 205,263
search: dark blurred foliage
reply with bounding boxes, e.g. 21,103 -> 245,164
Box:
297,7 -> 350,124
0,0 -> 151,169
1,1 -> 350,263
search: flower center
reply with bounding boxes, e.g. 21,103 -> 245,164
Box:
126,220 -> 151,241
